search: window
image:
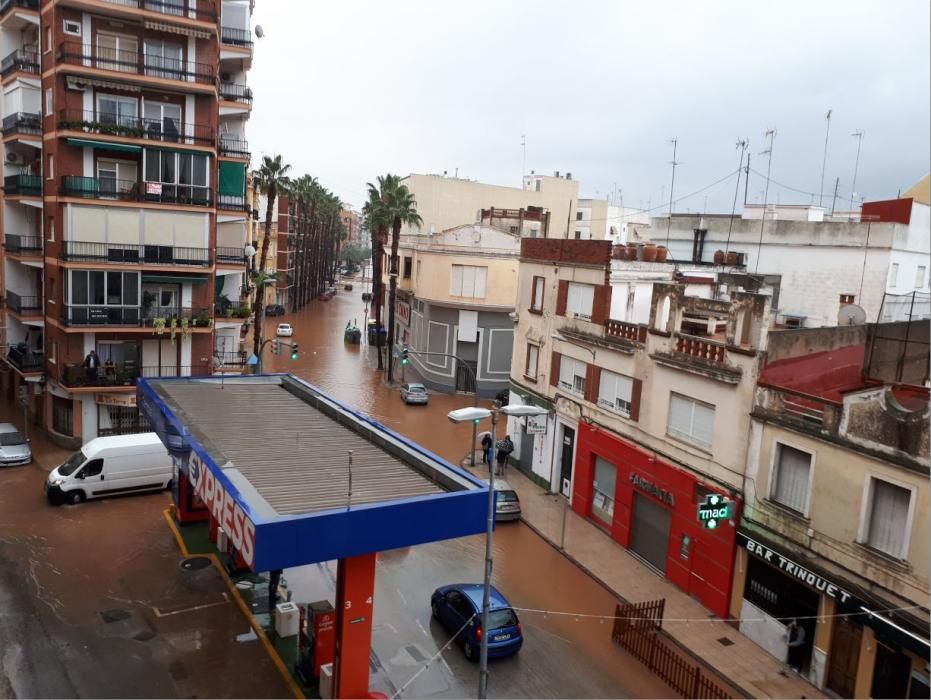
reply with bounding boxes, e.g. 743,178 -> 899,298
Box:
45,27 -> 52,53
592,457 -> 617,525
889,263 -> 899,288
45,88 -> 52,116
558,356 -> 587,396
863,478 -> 912,558
49,277 -> 56,303
770,443 -> 812,514
916,266 -> 927,289
97,94 -> 138,127
98,159 -> 137,198
525,344 -> 539,380
449,265 -> 487,298
63,20 -> 82,36
574,230 -> 582,240
839,293 -> 856,304
97,33 -> 138,73
576,211 -> 584,221
143,100 -> 182,140
52,395 -> 72,435
143,39 -> 184,79
144,149 -> 209,202
598,370 -> 633,416
403,257 -> 413,279
416,259 -> 422,282
535,179 -> 541,192
667,393 -> 714,450
566,283 -> 594,320
80,459 -> 104,479
68,271 -> 139,306
47,215 -> 55,243
47,155 -> 54,180
530,276 -> 544,312
50,341 -> 58,364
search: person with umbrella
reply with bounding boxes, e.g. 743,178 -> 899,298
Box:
495,435 -> 514,476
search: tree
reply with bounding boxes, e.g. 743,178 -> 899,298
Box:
251,155 -> 291,359
362,194 -> 390,371
365,174 -> 422,382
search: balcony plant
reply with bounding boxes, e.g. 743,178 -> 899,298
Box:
180,317 -> 190,339
142,291 -> 156,318
170,318 -> 178,343
153,317 -> 167,335
194,308 -> 212,327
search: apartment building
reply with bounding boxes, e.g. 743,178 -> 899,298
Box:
339,204 -> 360,245
733,323 -> 929,698
0,0 -> 254,445
573,198 -> 650,243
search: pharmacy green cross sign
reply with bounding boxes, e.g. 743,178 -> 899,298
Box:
697,494 -> 731,530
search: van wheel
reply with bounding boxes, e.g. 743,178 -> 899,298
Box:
463,640 -> 475,661
68,490 -> 85,505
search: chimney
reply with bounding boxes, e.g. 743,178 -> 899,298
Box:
566,172 -> 572,180
554,171 -> 560,178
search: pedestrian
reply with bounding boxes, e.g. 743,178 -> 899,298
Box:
268,568 -> 283,612
495,435 -> 514,476
479,432 -> 493,467
83,349 -> 100,383
785,619 -> 806,673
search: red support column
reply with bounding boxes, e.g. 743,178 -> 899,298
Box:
333,552 -> 377,699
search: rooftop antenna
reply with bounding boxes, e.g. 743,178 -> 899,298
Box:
521,134 -> 526,177
755,127 -> 777,273
727,138 -> 749,255
819,109 -> 832,207
666,137 -> 679,245
850,130 -> 865,208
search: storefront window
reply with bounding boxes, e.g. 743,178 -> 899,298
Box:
592,457 -> 617,525
52,396 -> 73,436
98,405 -> 151,436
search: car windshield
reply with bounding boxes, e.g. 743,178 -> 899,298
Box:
0,430 -> 25,446
408,386 -> 426,393
488,607 -> 518,630
497,490 -> 518,503
58,449 -> 87,476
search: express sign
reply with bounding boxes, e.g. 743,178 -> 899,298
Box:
189,451 -> 256,568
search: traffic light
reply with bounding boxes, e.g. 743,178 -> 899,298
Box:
400,347 -> 409,365
271,339 -> 280,355
290,343 -> 299,360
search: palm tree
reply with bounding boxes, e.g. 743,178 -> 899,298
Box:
251,155 -> 291,359
362,193 -> 390,370
366,174 -> 422,381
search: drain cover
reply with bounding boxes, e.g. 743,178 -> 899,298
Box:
100,609 -> 131,624
180,556 -> 212,571
717,636 -> 735,647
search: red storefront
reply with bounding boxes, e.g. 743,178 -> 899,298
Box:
571,422 -> 740,618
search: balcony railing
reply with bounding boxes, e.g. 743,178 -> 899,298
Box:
2,111 -> 41,136
216,246 -> 247,263
59,109 -> 214,146
214,301 -> 251,319
217,194 -> 248,211
62,240 -> 211,267
4,234 -> 42,254
0,49 -> 38,76
60,304 -> 213,327
218,82 -> 253,103
140,364 -> 210,377
58,41 -> 215,85
218,136 -> 249,157
61,176 -> 213,207
675,333 -> 726,365
60,362 -> 210,388
4,174 -> 41,196
6,344 -> 43,372
605,318 -> 647,343
96,0 -> 217,21
220,26 -> 253,47
214,351 -> 246,367
5,290 -> 41,315
0,0 -> 39,15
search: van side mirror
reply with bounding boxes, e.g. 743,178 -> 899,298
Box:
76,473 -> 85,480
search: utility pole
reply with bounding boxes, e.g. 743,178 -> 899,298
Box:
850,130 -> 865,209
819,109 -> 832,207
755,128 -> 777,273
743,151 -> 751,207
830,176 -> 840,216
666,138 -> 678,245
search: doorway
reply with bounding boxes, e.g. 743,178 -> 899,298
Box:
826,617 -> 862,697
519,426 -> 534,475
630,493 -> 672,573
871,642 -> 911,699
560,426 -> 575,497
455,359 -> 477,394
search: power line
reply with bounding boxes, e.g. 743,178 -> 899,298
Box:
748,167 -> 853,203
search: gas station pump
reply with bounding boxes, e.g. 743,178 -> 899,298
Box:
295,601 -> 336,686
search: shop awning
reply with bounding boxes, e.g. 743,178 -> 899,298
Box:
142,275 -> 208,285
144,21 -> 213,39
67,138 -> 141,153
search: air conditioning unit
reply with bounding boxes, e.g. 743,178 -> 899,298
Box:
5,152 -> 24,165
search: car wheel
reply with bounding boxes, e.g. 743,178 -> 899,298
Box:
67,490 -> 85,505
463,640 -> 475,661
431,601 -> 439,619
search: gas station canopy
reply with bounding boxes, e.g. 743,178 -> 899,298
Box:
138,375 -> 489,572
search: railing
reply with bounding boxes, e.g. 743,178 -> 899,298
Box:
5,290 -> 41,315
4,174 -> 41,195
2,111 -> 41,136
217,194 -> 248,210
218,136 -> 249,157
0,0 -> 39,15
140,364 -> 210,377
219,82 -> 253,103
605,318 -> 647,343
59,109 -> 214,145
0,49 -> 38,76
95,0 -> 217,21
214,301 -> 251,319
759,385 -> 842,434
675,333 -> 726,365
481,206 -> 547,221
58,42 -> 215,85
220,26 -> 253,47
61,240 -> 211,266
61,176 -> 213,207
214,351 -> 246,367
60,305 -> 213,327
216,246 -> 246,262
6,344 -> 42,371
4,234 -> 42,254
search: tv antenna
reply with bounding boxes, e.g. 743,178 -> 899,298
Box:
819,109 -> 832,207
755,128 -> 777,273
850,130 -> 865,208
665,137 -> 679,245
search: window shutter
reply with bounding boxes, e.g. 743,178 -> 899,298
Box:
772,445 -> 811,513
550,352 -> 560,387
591,284 -> 610,324
556,281 -> 569,315
474,267 -> 487,298
868,480 -> 910,557
629,378 -> 643,421
585,364 -> 600,403
450,265 -> 463,295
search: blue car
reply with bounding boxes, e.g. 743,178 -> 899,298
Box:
430,584 -> 523,661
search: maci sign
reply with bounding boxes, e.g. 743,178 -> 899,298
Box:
697,493 -> 731,529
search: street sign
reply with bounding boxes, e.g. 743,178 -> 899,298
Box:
697,493 -> 731,530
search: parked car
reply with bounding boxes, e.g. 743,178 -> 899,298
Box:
484,479 -> 521,522
46,433 -> 173,505
0,422 -> 31,466
400,383 -> 429,405
431,584 -> 523,661
265,304 -> 286,317
276,323 -> 294,337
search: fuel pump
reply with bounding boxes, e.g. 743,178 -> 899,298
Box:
295,600 -> 336,685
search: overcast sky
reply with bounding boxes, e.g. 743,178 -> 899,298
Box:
247,0 -> 930,215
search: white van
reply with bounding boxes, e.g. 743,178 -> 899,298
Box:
46,433 -> 173,506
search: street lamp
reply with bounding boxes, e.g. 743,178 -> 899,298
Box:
243,243 -> 256,296
448,402 -> 549,700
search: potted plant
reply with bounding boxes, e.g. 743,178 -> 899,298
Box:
713,250 -> 726,264
656,245 -> 669,263
170,318 -> 178,343
142,291 -> 156,319
153,317 -> 167,335
180,317 -> 189,339
642,243 -> 658,262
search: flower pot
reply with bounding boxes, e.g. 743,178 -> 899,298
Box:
725,251 -> 739,266
656,246 -> 669,263
626,243 -> 638,260
713,249 -> 725,264
612,245 -> 626,260
642,243 -> 658,263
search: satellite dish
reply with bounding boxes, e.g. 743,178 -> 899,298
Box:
255,25 -> 265,38
838,303 -> 867,326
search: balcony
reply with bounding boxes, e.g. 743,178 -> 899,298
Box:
216,246 -> 247,263
61,240 -> 211,267
5,290 -> 41,315
215,301 -> 251,320
95,0 -> 216,21
5,344 -> 43,372
4,234 -> 42,254
217,194 -> 248,211
605,318 -> 647,344
0,49 -> 38,77
0,0 -> 38,17
61,176 -> 213,207
60,304 -> 213,328
218,82 -> 253,104
59,109 -> 214,146
60,362 -> 211,388
220,26 -> 253,47
2,111 -> 40,137
58,41 -> 215,86
214,350 -> 246,368
675,333 -> 726,365
4,174 -> 41,196
218,136 -> 249,158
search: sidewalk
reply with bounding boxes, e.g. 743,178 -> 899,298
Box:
464,454 -> 824,700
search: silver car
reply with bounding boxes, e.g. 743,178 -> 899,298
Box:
400,382 -> 429,405
485,480 -> 521,522
0,423 -> 31,466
